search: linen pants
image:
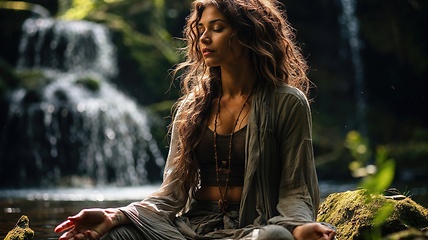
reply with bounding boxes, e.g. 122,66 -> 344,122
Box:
101,201 -> 293,240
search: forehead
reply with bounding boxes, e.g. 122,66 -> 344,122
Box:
198,5 -> 226,24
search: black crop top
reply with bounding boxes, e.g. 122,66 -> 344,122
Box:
195,126 -> 246,186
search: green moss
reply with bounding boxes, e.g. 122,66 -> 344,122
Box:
318,189 -> 428,239
394,198 -> 428,229
16,70 -> 51,90
4,215 -> 34,240
385,228 -> 428,240
75,76 -> 101,92
0,58 -> 20,96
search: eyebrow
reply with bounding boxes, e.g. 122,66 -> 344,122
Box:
197,18 -> 227,27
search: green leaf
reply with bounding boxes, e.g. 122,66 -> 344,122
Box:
373,202 -> 395,227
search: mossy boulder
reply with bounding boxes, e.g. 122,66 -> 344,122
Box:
75,76 -> 101,92
4,215 -> 34,240
317,189 -> 428,239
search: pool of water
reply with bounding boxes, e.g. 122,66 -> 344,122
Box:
0,186 -> 159,239
0,182 -> 426,239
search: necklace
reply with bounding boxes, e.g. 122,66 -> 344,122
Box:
213,89 -> 253,213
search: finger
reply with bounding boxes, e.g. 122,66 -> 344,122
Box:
75,232 -> 88,240
58,230 -> 79,240
321,228 -> 336,240
313,224 -> 335,240
317,223 -> 334,234
55,220 -> 75,233
68,210 -> 88,221
68,213 -> 82,221
86,230 -> 100,239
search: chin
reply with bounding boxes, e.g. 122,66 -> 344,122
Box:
204,60 -> 220,68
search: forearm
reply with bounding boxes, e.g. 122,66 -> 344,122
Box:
105,208 -> 131,228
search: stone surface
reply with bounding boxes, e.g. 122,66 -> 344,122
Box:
317,189 -> 428,239
4,215 -> 34,240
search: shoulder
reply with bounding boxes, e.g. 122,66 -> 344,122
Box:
174,93 -> 196,117
271,83 -> 310,108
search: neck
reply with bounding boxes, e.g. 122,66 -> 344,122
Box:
220,62 -> 257,98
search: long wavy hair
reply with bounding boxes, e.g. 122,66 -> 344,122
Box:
170,0 -> 310,190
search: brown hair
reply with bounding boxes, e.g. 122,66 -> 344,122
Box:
170,0 -> 310,190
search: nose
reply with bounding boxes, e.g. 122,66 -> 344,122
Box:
200,33 -> 211,45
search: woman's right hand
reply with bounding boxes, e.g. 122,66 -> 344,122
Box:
293,222 -> 336,240
54,208 -> 124,240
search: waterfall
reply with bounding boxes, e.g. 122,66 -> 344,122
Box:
0,18 -> 165,187
17,18 -> 117,76
338,0 -> 367,137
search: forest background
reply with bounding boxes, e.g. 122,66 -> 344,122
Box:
0,0 -> 427,194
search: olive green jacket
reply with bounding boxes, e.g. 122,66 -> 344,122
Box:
120,83 -> 319,238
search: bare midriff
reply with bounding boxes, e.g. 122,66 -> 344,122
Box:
194,186 -> 243,202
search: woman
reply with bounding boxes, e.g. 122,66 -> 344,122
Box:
55,0 -> 336,239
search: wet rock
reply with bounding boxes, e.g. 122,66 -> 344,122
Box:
4,215 -> 34,240
317,189 -> 428,239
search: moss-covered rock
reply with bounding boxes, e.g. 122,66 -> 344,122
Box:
75,76 -> 101,92
317,189 -> 428,239
4,215 -> 34,240
385,228 -> 428,240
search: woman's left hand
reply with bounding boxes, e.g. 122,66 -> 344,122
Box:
292,222 -> 336,240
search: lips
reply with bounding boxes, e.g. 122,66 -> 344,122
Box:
202,48 -> 214,56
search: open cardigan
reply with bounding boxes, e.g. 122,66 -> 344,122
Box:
119,83 -> 320,239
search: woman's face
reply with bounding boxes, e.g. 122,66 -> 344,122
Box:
197,5 -> 246,68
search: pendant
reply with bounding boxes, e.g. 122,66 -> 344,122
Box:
218,198 -> 229,213
221,160 -> 227,167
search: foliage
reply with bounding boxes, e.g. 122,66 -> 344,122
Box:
344,130 -> 398,238
345,130 -> 395,193
359,146 -> 395,194
59,0 -> 121,20
346,130 -> 372,177
58,0 -> 180,64
55,0 -> 185,105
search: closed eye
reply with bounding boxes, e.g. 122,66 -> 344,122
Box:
213,27 -> 224,33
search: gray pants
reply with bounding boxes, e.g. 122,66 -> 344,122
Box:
102,224 -> 293,240
101,201 -> 293,240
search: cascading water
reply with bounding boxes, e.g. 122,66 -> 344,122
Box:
0,18 -> 165,187
338,0 -> 367,137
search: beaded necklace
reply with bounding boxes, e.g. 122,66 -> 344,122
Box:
213,89 -> 253,213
